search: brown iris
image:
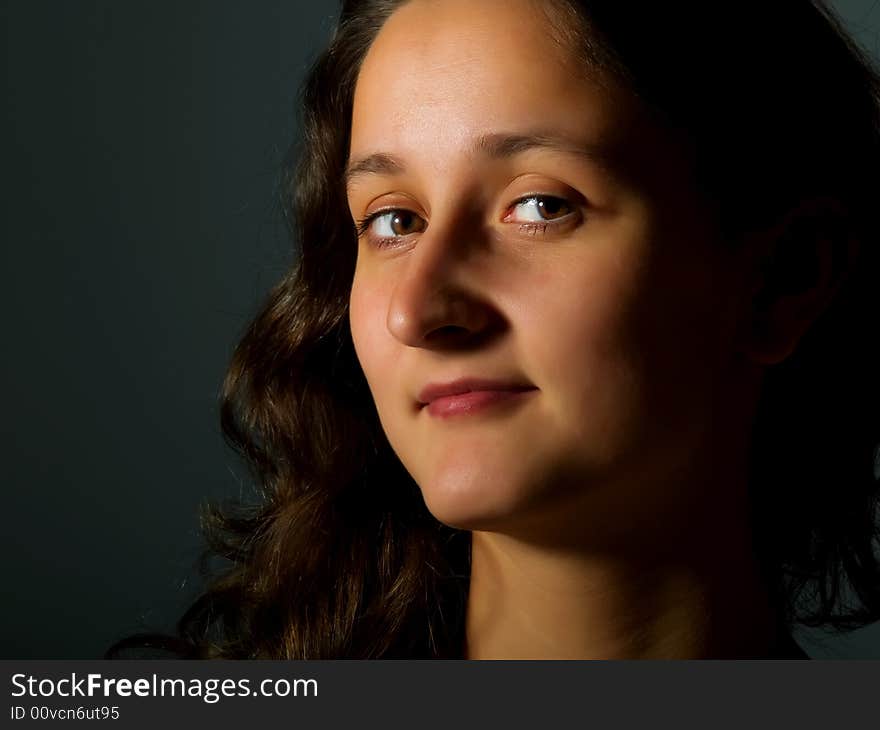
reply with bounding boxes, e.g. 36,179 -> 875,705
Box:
534,196 -> 571,220
388,210 -> 425,235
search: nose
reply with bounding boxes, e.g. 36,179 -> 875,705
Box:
385,222 -> 499,348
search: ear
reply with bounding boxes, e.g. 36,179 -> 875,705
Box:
738,198 -> 860,366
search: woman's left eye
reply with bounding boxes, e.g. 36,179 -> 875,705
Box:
504,195 -> 575,227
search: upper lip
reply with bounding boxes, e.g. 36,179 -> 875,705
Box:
417,377 -> 536,407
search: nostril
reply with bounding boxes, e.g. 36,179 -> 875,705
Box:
422,324 -> 473,347
427,324 -> 469,338
423,324 -> 501,351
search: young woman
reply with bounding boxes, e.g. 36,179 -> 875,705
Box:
110,0 -> 880,659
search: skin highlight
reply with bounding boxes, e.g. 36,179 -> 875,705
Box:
346,0 -> 841,659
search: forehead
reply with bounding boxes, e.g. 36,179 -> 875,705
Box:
350,0 -> 634,164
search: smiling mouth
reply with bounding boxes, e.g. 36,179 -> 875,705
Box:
421,387 -> 538,418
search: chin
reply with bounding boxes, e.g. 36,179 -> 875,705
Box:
415,468 -> 539,532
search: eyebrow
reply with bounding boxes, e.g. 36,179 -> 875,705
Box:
344,131 -> 610,189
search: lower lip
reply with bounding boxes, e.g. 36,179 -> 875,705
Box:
424,388 -> 537,418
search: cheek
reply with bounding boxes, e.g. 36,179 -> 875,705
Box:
514,218 -> 726,477
348,277 -> 390,392
349,272 -> 416,438
518,251 -> 648,450
537,228 -> 644,361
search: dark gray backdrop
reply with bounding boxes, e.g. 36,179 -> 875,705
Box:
3,0 -> 879,659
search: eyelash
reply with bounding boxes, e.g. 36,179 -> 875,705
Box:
353,194 -> 579,249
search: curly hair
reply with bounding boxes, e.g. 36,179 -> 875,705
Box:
107,0 -> 880,658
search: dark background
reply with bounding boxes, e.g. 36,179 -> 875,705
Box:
3,1 -> 879,659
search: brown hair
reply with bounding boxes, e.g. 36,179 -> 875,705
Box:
108,0 -> 880,658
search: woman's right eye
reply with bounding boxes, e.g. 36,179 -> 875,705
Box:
355,209 -> 426,248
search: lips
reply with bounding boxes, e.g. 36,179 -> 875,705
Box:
417,377 -> 537,408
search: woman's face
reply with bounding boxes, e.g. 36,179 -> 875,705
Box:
346,0 -> 754,538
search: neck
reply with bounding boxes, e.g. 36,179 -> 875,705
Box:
464,527 -> 782,659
